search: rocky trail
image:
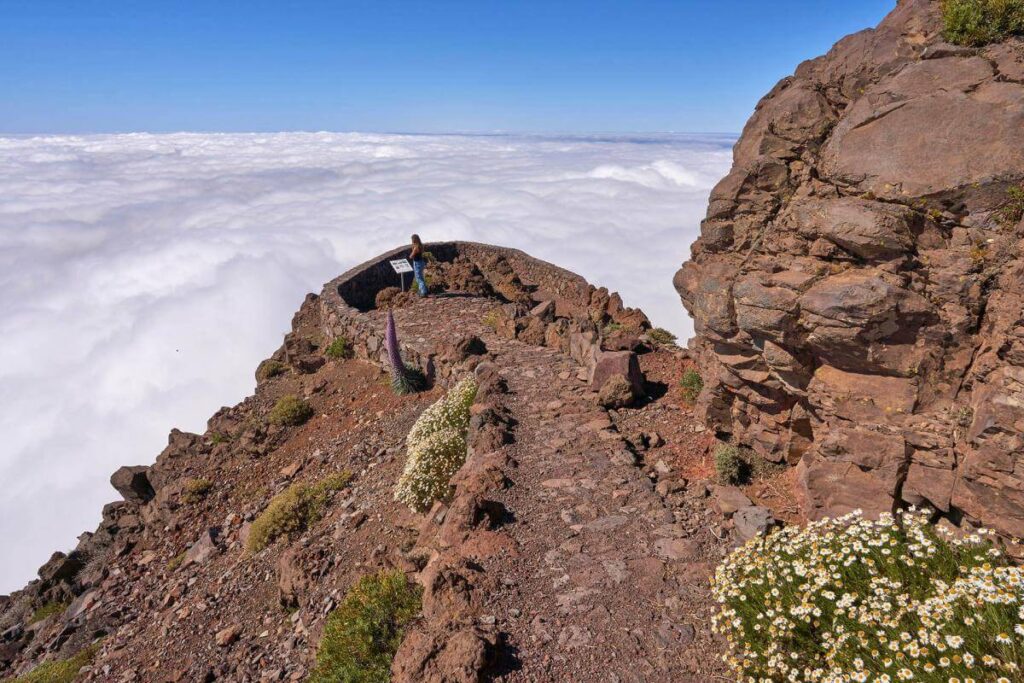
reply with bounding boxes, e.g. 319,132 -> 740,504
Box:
0,243 -> 785,682
390,297 -> 732,680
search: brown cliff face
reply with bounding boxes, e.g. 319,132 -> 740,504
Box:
676,0 -> 1024,536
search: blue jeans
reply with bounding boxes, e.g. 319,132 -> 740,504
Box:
412,258 -> 428,296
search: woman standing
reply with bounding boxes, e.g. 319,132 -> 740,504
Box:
410,234 -> 428,297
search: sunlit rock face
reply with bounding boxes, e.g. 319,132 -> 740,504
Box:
676,0 -> 1024,537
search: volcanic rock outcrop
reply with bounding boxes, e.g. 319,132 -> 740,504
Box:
676,0 -> 1024,536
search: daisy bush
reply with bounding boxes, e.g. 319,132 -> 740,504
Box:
394,376 -> 478,512
712,509 -> 1024,683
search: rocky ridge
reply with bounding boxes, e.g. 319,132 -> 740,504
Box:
0,243 -> 772,682
675,0 -> 1024,540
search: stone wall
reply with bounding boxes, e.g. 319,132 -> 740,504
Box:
318,241 -> 646,387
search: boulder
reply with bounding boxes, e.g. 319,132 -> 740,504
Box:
392,625 -> 494,683
277,548 -> 307,608
711,486 -> 752,518
530,300 -> 555,323
733,506 -> 775,541
589,350 -> 645,398
182,527 -> 222,568
597,374 -> 636,409
37,551 -> 84,586
110,465 -> 155,505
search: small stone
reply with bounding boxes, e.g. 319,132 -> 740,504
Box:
215,624 -> 241,647
279,462 -> 301,478
654,537 -> 698,561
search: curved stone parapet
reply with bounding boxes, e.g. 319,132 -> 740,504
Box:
318,241 -> 650,388
323,241 -> 592,313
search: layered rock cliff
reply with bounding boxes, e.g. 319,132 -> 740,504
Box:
676,0 -> 1024,537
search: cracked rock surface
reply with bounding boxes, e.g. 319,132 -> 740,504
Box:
676,0 -> 1024,539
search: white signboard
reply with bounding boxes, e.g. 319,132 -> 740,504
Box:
389,259 -> 413,274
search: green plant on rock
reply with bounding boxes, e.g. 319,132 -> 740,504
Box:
28,601 -> 68,624
712,509 -> 1024,682
246,471 -> 352,552
714,444 -> 745,485
308,569 -> 422,683
268,395 -> 314,427
325,336 -> 353,360
395,376 -> 478,512
182,478 -> 213,504
481,308 -> 502,332
210,431 -> 231,445
10,643 -> 99,683
999,184 -> 1024,226
942,0 -> 1024,45
256,359 -> 288,382
647,327 -> 677,345
680,369 -> 703,402
713,443 -> 781,485
167,551 -> 186,572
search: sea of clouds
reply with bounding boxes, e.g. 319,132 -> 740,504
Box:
0,131 -> 733,592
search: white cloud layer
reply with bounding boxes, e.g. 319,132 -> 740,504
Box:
0,131 -> 732,592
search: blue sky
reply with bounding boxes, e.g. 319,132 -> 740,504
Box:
1,0 -> 894,134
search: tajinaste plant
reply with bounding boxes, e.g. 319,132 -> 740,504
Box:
385,311 -> 421,394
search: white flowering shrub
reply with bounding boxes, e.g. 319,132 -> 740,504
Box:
712,509 -> 1024,683
395,376 -> 478,512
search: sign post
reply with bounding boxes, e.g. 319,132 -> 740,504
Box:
389,258 -> 414,292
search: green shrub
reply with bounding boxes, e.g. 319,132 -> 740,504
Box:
182,478 -> 213,504
712,509 -> 1024,682
268,395 -> 314,427
167,551 -> 186,572
1000,184 -> 1024,226
309,569 -> 422,683
256,359 -> 288,382
325,336 -> 353,360
647,327 -> 677,345
246,472 -> 352,552
10,643 -> 99,683
680,369 -> 703,402
482,308 -> 502,331
713,443 -> 781,485
210,431 -> 231,445
942,0 -> 1024,45
28,601 -> 68,624
395,377 -> 478,512
714,444 -> 745,485
602,321 -> 624,334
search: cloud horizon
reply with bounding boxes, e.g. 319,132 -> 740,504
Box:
0,131 -> 733,593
